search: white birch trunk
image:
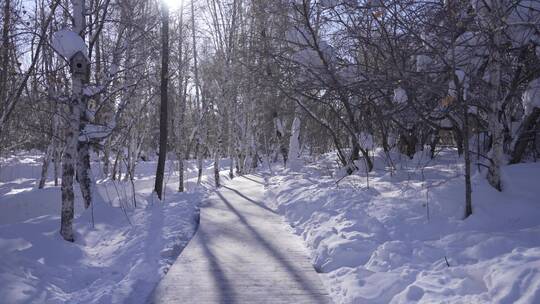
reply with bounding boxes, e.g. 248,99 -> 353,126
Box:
228,109 -> 234,179
273,113 -> 288,166
60,76 -> 82,242
60,0 -> 86,242
287,106 -> 302,171
486,57 -> 504,191
487,101 -> 504,191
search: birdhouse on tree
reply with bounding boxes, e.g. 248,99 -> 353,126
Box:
69,51 -> 89,76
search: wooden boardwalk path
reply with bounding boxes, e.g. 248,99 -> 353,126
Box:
148,174 -> 331,304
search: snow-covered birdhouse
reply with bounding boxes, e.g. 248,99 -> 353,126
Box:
69,51 -> 89,76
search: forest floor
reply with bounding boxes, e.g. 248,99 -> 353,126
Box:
266,149 -> 540,303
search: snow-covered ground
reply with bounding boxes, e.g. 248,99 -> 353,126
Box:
267,149 -> 540,304
2,149 -> 539,304
0,152 -> 210,304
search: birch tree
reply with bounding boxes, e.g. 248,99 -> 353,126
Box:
60,0 -> 88,242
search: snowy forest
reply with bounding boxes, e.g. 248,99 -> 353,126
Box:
1,0 -> 539,303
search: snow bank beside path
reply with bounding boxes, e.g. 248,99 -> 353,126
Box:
267,150 -> 540,304
0,153 -> 201,304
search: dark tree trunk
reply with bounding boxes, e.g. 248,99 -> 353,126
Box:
0,0 -> 10,107
154,2 -> 169,200
453,127 -> 464,155
431,133 -> 441,158
53,145 -> 61,186
178,155 -> 184,192
462,99 -> 472,218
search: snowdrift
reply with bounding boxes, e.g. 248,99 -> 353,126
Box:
267,150 -> 540,303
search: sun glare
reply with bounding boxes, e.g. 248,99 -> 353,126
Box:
163,0 -> 184,10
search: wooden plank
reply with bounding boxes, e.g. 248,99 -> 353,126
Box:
149,174 -> 331,304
